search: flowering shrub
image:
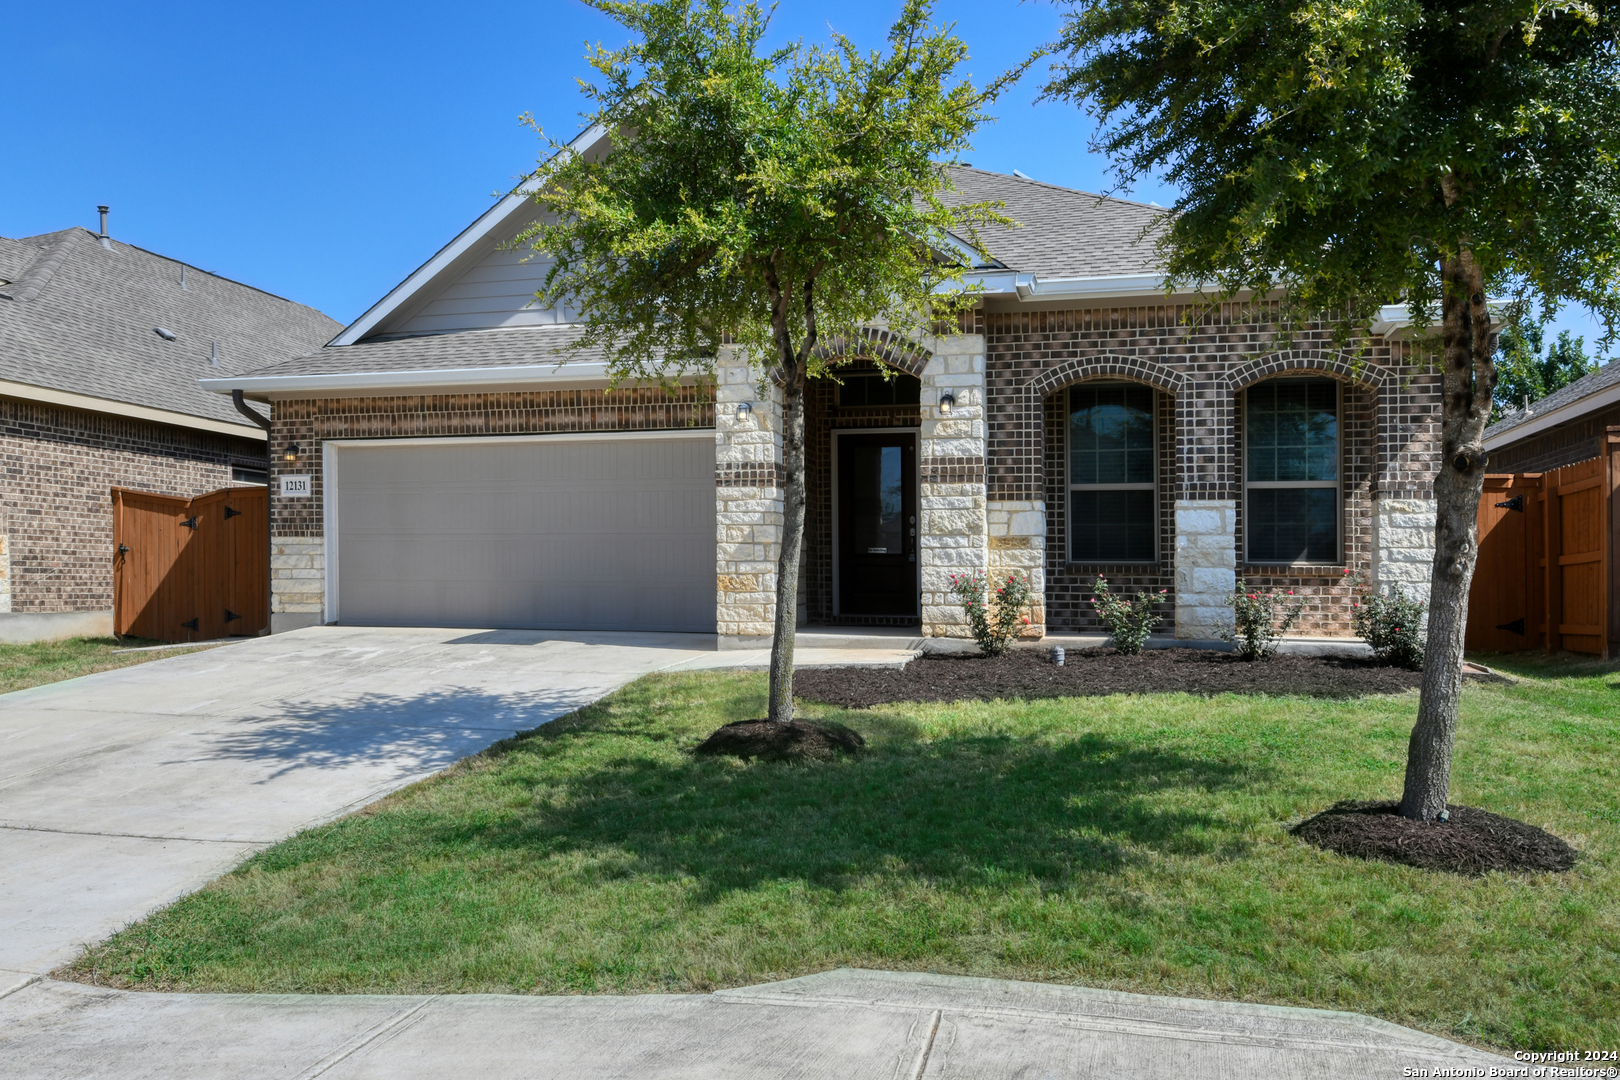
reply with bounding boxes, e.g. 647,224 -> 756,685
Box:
1220,579 -> 1306,660
1089,576 -> 1168,655
949,571 -> 1033,657
1348,573 -> 1427,669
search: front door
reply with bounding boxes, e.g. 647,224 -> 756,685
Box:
836,432 -> 918,616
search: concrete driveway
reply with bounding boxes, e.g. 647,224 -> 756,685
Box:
0,625 -> 718,979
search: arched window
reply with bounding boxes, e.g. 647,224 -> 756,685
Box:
1067,383 -> 1157,562
1244,377 -> 1341,563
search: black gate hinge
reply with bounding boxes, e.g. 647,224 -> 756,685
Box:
224,609 -> 241,622
224,506 -> 242,519
1495,618 -> 1526,635
180,516 -> 199,530
181,617 -> 200,631
1494,495 -> 1524,512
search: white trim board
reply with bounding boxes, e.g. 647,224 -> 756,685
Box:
0,378 -> 265,440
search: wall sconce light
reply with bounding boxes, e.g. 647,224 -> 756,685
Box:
736,401 -> 753,418
939,391 -> 956,415
283,443 -> 300,462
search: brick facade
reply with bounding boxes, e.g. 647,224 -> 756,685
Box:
0,397 -> 265,613
984,302 -> 1441,637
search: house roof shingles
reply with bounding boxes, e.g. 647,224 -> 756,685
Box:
0,227 -> 341,429
227,167 -> 1165,383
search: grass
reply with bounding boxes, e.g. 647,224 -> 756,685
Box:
66,651 -> 1620,1052
0,635 -> 217,694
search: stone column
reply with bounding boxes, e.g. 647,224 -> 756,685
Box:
919,334 -> 990,638
988,501 -> 1045,638
270,539 -> 325,633
1173,499 -> 1236,640
715,352 -> 785,648
1372,496 -> 1438,604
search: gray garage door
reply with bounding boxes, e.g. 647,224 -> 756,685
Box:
332,434 -> 716,632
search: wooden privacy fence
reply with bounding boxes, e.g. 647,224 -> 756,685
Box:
113,486 -> 268,642
1466,429 -> 1620,658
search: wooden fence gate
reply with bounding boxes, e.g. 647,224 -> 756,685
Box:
113,486 -> 268,642
1466,429 -> 1619,657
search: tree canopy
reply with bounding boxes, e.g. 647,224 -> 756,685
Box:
518,0 -> 1024,383
1493,316 -> 1602,419
1045,0 -> 1620,333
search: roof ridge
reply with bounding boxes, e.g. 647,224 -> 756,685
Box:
947,166 -> 1169,213
2,230 -> 82,302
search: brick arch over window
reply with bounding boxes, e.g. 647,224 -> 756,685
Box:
1225,349 -> 1392,495
1025,355 -> 1187,398
810,328 -> 931,377
1224,350 -> 1385,394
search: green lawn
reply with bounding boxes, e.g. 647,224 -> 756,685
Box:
0,636 -> 216,695
66,652 -> 1620,1052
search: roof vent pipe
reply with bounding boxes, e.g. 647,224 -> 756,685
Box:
97,206 -> 111,249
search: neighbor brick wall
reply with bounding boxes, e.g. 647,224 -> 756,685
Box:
984,303 -> 1441,636
0,397 -> 265,612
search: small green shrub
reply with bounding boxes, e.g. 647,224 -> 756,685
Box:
1221,579 -> 1306,660
949,571 -> 1033,656
1089,576 -> 1169,655
1351,580 -> 1427,669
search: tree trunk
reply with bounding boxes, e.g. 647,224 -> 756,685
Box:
1399,247 -> 1495,820
766,364 -> 808,722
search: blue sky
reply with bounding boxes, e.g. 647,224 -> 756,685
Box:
3,0 -> 1607,354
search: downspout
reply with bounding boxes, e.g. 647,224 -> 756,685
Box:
232,390 -> 275,635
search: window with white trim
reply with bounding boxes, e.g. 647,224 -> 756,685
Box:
1067,383 -> 1157,562
1244,377 -> 1340,563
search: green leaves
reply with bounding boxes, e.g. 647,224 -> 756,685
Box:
1045,0 -> 1620,337
517,0 -> 1033,384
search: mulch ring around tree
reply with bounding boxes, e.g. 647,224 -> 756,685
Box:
791,647 -> 1465,707
1292,800 -> 1578,875
693,719 -> 866,762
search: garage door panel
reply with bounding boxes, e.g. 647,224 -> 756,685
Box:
334,437 -> 716,632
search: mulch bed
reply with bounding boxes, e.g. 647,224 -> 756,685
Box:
1292,800 -> 1578,875
793,647 -> 1436,707
693,719 -> 866,762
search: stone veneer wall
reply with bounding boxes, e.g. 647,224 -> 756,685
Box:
1372,498 -> 1439,605
714,357 -> 784,643
268,388 -> 714,630
0,397 -> 265,613
985,304 -> 1442,637
919,334 -> 996,638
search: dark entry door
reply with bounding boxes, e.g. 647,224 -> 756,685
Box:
837,432 -> 918,616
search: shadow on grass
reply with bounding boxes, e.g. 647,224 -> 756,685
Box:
450,709 -> 1264,900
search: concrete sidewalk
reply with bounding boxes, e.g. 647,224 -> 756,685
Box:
0,968 -> 1508,1079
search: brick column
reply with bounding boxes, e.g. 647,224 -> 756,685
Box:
715,352 -> 785,648
920,334 -> 991,637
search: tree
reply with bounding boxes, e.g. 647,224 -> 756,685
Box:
1045,0 -> 1620,819
1493,314 -> 1600,420
519,0 -> 1028,723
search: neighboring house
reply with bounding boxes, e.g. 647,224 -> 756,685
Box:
0,213 -> 341,640
210,128 -> 1443,643
1485,358 -> 1620,471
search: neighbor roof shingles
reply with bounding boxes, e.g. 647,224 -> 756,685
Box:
234,324 -> 606,379
1485,358 -> 1620,441
0,227 -> 341,428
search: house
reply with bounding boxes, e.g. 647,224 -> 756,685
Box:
0,211 -> 341,641
1484,357 -> 1620,472
208,130 -> 1443,643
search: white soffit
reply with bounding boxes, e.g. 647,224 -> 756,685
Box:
0,378 -> 265,440
200,362 -> 623,401
330,125 -> 610,348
